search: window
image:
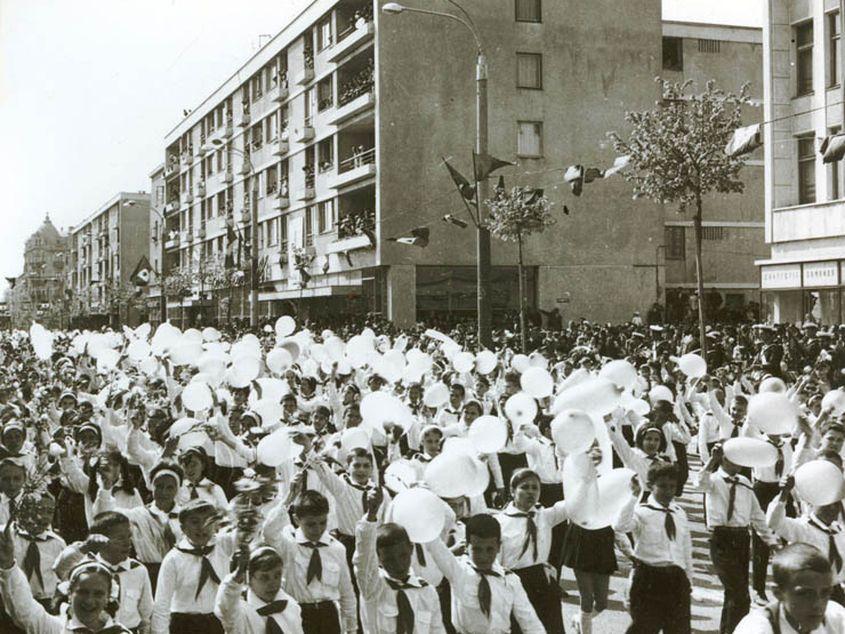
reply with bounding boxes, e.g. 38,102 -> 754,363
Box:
798,135 -> 816,204
701,226 -> 726,240
280,217 -> 288,251
665,227 -> 685,260
252,74 -> 263,100
318,76 -> 333,111
831,126 -> 842,200
517,121 -> 543,157
305,207 -> 314,246
318,138 -> 334,172
317,17 -> 333,51
830,12 -> 840,87
516,53 -> 542,89
269,218 -> 278,245
318,200 -> 335,233
266,165 -> 278,195
217,192 -> 226,217
796,21 -> 814,95
698,39 -> 720,53
515,0 -> 541,23
662,37 -> 683,71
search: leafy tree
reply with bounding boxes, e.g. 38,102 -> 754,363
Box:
609,78 -> 750,354
484,186 -> 554,352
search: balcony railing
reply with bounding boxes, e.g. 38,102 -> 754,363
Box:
339,64 -> 374,107
272,136 -> 290,156
271,80 -> 289,103
339,147 -> 374,174
330,16 -> 375,62
223,169 -> 234,184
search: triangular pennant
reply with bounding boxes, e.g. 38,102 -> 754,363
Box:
442,214 -> 468,228
387,227 -> 429,248
130,256 -> 153,287
603,155 -> 631,178
473,152 -> 515,180
443,159 -> 477,201
5,277 -> 16,290
521,189 -> 544,205
725,124 -> 762,158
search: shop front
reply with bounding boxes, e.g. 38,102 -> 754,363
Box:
759,260 -> 842,324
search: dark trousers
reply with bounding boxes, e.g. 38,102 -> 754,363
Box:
512,564 -> 564,634
437,579 -> 456,634
300,601 -> 341,634
672,442 -> 689,496
170,612 -> 224,634
332,531 -> 362,632
626,564 -> 691,634
710,527 -> 751,634
143,562 -> 161,595
751,481 -> 781,595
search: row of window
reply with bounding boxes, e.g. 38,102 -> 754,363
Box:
663,226 -> 728,260
797,128 -> 845,204
794,11 -> 841,98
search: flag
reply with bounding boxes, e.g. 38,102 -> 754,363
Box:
387,227 -> 429,248
5,277 -> 15,289
322,256 -> 330,274
521,189 -> 544,205
603,155 -> 631,177
564,165 -> 603,196
495,175 -> 506,196
224,214 -> 239,268
725,124 -> 762,158
443,159 -> 476,201
821,133 -> 845,164
473,152 -> 514,180
562,205 -> 570,216
442,214 -> 468,228
130,256 -> 153,287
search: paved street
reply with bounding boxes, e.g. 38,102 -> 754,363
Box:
560,454 -> 726,633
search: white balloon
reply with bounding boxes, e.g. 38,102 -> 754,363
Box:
202,327 -> 222,342
169,417 -> 199,437
181,382 -> 213,412
360,392 -> 413,431
275,316 -> 296,338
96,349 -> 121,374
324,337 -> 345,362
425,452 -> 478,498
520,367 -> 554,399
250,378 -> 289,405
551,410 -> 597,455
794,460 -> 845,506
511,354 -> 531,373
747,392 -> 798,435
183,328 -> 203,343
139,356 -> 160,376
505,392 -> 538,428
372,355 -> 402,384
391,488 -> 446,543
266,348 -> 294,375
553,377 -> 622,419
227,357 -> 261,388
468,416 -> 508,454
723,438 -> 778,468
822,389 -> 845,416
423,383 -> 450,408
442,437 -> 475,456
648,385 -> 674,405
677,353 -> 707,379
169,340 -> 204,366
475,350 -> 498,375
599,360 -> 638,391
341,427 -> 371,453
452,352 -> 475,374
257,431 -> 301,467
252,399 -> 284,428
127,340 -> 151,362
589,468 -> 637,528
384,460 -> 417,491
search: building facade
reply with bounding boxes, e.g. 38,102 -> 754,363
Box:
158,0 -> 689,328
661,21 -> 766,323
66,192 -> 151,328
759,0 -> 845,324
7,215 -> 67,330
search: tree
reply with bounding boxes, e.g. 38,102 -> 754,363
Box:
484,186 -> 554,352
609,78 -> 750,355
162,265 -> 196,328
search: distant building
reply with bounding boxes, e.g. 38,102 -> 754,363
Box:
661,20 -> 765,323
758,1 -> 845,323
7,215 -> 68,330
65,192 -> 151,328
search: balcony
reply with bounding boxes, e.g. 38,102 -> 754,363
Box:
165,201 -> 179,213
198,226 -> 206,240
197,182 -> 206,197
164,160 -> 179,178
329,20 -> 374,62
333,148 -> 375,188
772,199 -> 845,243
222,169 -> 234,184
186,232 -> 194,244
272,137 -> 290,156
326,233 -> 372,254
273,190 -> 290,210
297,178 -> 316,200
328,91 -> 374,126
240,160 -> 252,176
221,121 -> 233,138
294,123 -> 315,143
186,192 -> 195,204
270,82 -> 289,103
239,110 -> 251,127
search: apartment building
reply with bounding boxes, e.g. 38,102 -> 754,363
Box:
7,215 -> 67,329
160,0 -> 671,327
66,192 -> 151,328
661,21 -> 766,322
759,0 -> 845,323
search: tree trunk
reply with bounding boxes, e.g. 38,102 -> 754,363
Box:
693,196 -> 707,357
517,233 -> 527,353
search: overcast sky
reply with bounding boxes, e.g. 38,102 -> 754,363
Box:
0,0 -> 763,293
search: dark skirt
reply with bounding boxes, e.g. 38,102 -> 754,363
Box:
561,523 -> 617,575
170,612 -> 224,634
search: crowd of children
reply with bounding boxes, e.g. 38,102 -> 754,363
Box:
0,319 -> 842,633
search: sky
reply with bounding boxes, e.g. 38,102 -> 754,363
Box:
0,0 -> 763,294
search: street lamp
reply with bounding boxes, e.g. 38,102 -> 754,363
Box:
211,137 -> 259,327
125,200 -> 167,325
382,1 -> 492,347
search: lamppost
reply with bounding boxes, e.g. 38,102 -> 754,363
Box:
382,1 -> 492,347
124,200 -> 167,325
212,138 -> 258,328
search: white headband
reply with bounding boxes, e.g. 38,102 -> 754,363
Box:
153,468 -> 182,485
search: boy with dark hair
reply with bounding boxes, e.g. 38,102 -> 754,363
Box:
353,488 -> 444,633
55,510 -> 153,633
262,488 -> 356,634
735,543 -> 845,632
616,462 -> 692,633
425,512 -> 543,632
215,546 -> 304,633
